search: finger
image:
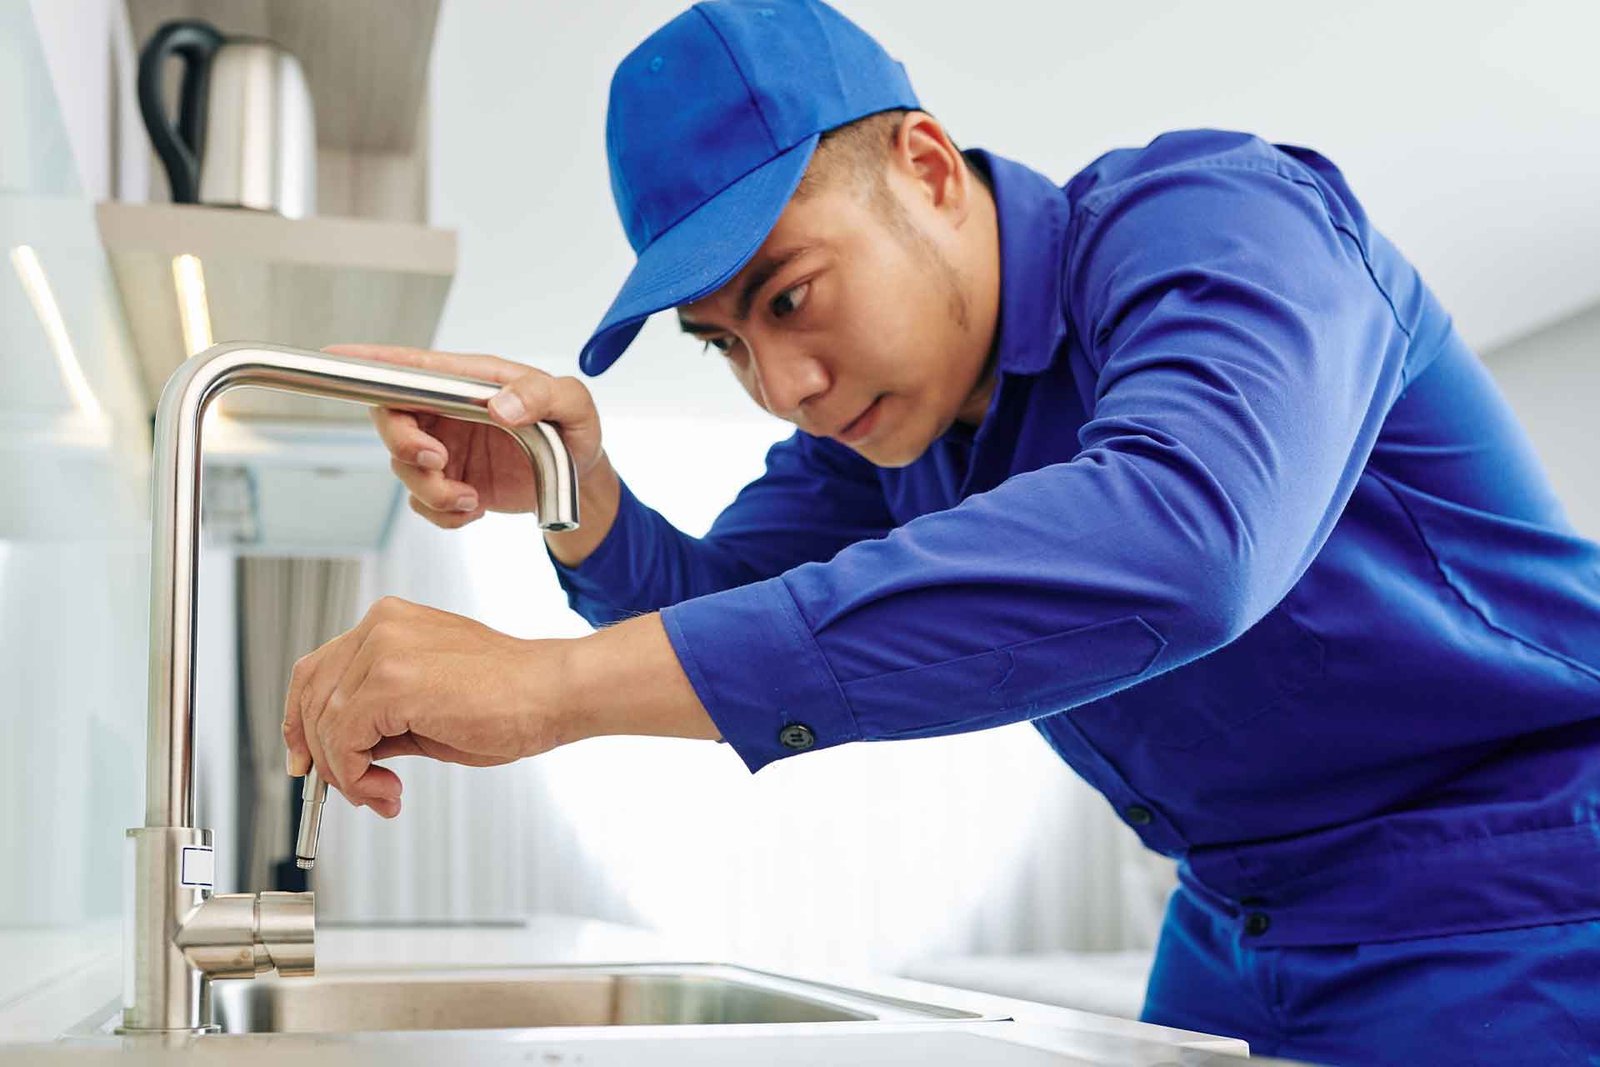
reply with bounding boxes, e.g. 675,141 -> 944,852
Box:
295,627 -> 373,791
486,369 -> 586,430
321,695 -> 389,810
390,457 -> 479,514
319,636 -> 405,815
407,493 -> 486,530
369,407 -> 447,471
324,343 -> 531,387
349,764 -> 403,819
282,654 -> 316,777
370,734 -> 427,761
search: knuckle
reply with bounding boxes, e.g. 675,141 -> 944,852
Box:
513,370 -> 552,401
369,619 -> 407,649
369,656 -> 404,689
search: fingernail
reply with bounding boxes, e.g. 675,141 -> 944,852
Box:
416,449 -> 445,471
285,750 -> 294,776
455,494 -> 478,512
489,390 -> 525,422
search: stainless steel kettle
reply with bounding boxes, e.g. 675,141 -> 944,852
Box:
137,19 -> 316,218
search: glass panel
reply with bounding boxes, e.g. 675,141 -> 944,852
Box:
0,0 -> 151,1008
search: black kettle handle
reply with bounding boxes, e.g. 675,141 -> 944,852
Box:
137,19 -> 225,204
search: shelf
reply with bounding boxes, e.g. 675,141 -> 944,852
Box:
96,199 -> 456,422
124,0 -> 441,155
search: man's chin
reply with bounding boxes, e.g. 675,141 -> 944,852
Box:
851,431 -> 934,469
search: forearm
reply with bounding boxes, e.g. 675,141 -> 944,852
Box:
557,611 -> 721,744
547,434 -> 894,626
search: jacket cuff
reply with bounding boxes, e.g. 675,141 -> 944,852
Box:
547,477 -> 649,610
661,576 -> 861,772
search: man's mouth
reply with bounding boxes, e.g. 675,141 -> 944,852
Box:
836,395 -> 886,444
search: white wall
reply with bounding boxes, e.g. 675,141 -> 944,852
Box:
1486,304 -> 1600,538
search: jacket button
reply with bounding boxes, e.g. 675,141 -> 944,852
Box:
778,724 -> 815,751
1124,805 -> 1153,827
1244,912 -> 1271,937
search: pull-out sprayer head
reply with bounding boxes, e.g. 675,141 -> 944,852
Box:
295,767 -> 328,870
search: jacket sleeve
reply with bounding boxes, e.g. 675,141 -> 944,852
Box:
660,162 -> 1413,772
550,430 -> 896,625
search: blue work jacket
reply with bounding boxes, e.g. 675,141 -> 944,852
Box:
553,129 -> 1600,949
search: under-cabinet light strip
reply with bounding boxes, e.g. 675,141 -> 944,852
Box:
8,244 -> 104,422
172,253 -> 213,357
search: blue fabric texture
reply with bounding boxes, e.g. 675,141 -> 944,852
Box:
552,130 -> 1600,956
1143,887 -> 1600,1064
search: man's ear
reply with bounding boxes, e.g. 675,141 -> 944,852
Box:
891,111 -> 972,225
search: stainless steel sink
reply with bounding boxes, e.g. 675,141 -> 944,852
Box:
205,963 -> 990,1034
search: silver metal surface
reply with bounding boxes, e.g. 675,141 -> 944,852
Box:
199,39 -> 316,217
126,341 -> 582,1033
294,768 -> 327,870
208,964 -> 985,1033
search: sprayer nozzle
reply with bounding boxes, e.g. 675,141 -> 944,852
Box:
294,767 -> 329,873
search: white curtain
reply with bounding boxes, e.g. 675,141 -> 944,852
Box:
314,415 -> 1175,971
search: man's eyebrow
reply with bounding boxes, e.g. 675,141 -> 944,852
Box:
734,246 -> 809,321
677,245 -> 812,336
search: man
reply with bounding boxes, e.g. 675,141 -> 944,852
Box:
282,1 -> 1600,1061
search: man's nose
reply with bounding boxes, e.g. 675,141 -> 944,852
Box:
752,343 -> 829,421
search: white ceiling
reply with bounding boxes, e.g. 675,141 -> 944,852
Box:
428,0 -> 1600,416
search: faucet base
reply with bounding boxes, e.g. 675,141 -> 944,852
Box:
121,826 -> 213,1033
121,827 -> 318,1033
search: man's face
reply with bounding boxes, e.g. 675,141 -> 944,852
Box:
677,168 -> 986,468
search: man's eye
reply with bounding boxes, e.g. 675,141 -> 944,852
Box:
702,336 -> 735,355
771,282 -> 809,319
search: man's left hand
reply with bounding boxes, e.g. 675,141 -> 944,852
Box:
282,596 -> 569,817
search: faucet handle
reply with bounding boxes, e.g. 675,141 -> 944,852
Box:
256,891 -> 315,977
294,767 -> 328,870
176,890 -> 314,980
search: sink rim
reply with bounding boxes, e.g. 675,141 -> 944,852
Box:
69,960 -> 1006,1038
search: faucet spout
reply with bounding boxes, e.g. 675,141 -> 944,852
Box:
124,342 -> 581,1032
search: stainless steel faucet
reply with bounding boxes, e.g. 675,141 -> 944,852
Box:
124,341 -> 580,1032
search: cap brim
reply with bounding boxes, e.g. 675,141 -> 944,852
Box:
579,133 -> 821,376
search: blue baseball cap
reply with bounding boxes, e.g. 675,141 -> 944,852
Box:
578,0 -> 921,376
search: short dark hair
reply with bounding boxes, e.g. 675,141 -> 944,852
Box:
794,109 -> 979,218
795,108 -> 911,203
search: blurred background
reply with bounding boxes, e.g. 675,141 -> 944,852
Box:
3,0 -> 1597,1019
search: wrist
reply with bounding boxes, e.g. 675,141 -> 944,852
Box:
555,614 -> 720,745
515,637 -> 583,755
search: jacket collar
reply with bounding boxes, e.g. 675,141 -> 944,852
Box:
963,149 -> 1073,376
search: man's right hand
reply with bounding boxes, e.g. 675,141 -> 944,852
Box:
327,343 -> 620,563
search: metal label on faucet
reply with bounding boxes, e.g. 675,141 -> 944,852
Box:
179,845 -> 215,888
